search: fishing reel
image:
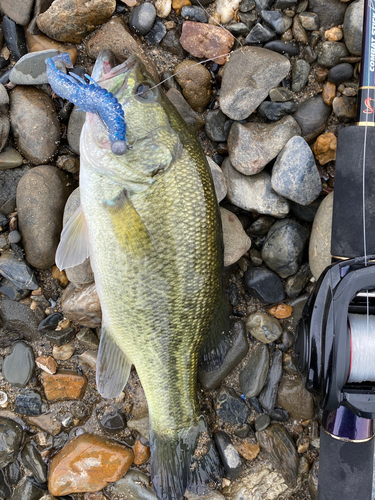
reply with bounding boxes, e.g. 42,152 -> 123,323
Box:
295,255 -> 375,419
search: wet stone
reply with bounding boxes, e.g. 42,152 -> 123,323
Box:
332,96 -> 357,120
8,476 -> 44,500
145,20 -> 166,45
110,470 -> 156,499
62,282 -> 102,328
2,341 -> 35,388
317,41 -> 349,68
44,328 -> 76,346
234,423 -> 251,438
298,12 -> 319,30
255,413 -> 271,431
268,408 -> 289,422
21,442 -> 48,483
27,413 -> 62,436
292,15 -> 308,45
263,40 -> 300,56
259,349 -> 283,411
0,468 -> 11,499
127,416 -> 150,440
214,431 -> 242,479
48,433 -> 134,496
1,16 -> 27,60
246,313 -> 283,344
293,95 -> 331,142
41,370 -> 88,401
269,87 -> 293,102
328,63 -> 353,84
216,386 -> 250,425
0,417 -> 23,467
129,2 -> 157,35
276,375 -> 315,420
343,0 -> 363,56
256,423 -> 299,487
133,439 -> 151,465
0,250 -> 38,291
70,401 -> 90,419
15,390 -> 42,416
6,459 -> 22,486
99,410 -> 126,434
0,298 -> 44,341
239,343 -> 270,398
244,267 -> 285,304
268,304 -> 292,319
38,313 -> 63,332
262,219 -> 310,278
277,329 -> 294,352
244,23 -> 276,44
292,60 -> 310,92
76,328 -> 99,349
198,319 -> 249,390
308,459 -> 319,500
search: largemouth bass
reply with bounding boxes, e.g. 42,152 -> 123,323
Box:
56,51 -> 226,500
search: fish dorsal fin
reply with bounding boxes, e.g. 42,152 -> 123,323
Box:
55,205 -> 91,270
96,324 -> 132,399
104,189 -> 155,256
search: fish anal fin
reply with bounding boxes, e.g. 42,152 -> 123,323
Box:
96,324 -> 132,399
104,190 -> 154,255
56,205 -> 90,270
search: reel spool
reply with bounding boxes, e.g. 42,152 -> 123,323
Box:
295,255 -> 375,419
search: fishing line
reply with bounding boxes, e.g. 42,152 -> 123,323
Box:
347,313 -> 375,382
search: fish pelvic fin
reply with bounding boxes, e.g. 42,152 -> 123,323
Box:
104,189 -> 155,256
96,324 -> 132,399
56,205 -> 90,270
150,416 -> 223,500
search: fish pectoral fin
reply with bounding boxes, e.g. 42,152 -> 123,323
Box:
55,205 -> 90,270
96,324 -> 132,399
104,190 -> 155,255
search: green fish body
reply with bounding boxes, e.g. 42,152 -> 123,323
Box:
57,52 -> 225,500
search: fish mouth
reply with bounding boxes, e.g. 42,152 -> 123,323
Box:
99,56 -> 138,82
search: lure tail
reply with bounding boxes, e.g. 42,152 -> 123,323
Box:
150,417 -> 223,500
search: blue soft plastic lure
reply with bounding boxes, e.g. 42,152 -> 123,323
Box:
45,53 -> 127,155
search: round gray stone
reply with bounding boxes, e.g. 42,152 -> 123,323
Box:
271,136 -> 322,205
111,470 -> 157,500
308,0 -> 347,29
293,95 -> 331,142
240,343 -> 270,398
2,341 -> 34,388
0,165 -> 30,215
292,59 -> 310,92
317,41 -> 349,68
343,0 -> 363,56
246,312 -> 283,344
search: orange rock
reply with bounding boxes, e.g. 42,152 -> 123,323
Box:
41,370 -> 88,401
268,304 -> 293,319
180,21 -> 234,65
49,433 -> 134,496
25,33 -> 78,65
322,81 -> 336,106
312,132 -> 337,165
172,0 -> 190,15
133,439 -> 151,465
235,440 -> 260,461
52,265 -> 69,286
325,27 -> 343,41
315,66 -> 328,83
35,355 -> 57,374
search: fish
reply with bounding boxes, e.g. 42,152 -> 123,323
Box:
55,50 -> 229,500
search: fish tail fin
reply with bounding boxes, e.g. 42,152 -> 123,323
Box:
150,416 -> 223,500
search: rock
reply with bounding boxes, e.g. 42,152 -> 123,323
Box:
0,298 -> 44,341
259,349 -> 282,411
257,101 -> 298,121
298,12 -> 319,30
215,0 -> 242,23
44,327 -> 76,346
269,87 -> 293,102
248,216 -> 275,235
312,132 -> 337,165
1,16 -> 27,60
76,328 -> 99,349
111,470 -> 156,499
20,442 -> 47,483
263,40 -> 300,56
127,416 -> 150,440
129,2 -> 156,35
15,390 -> 42,416
38,313 -> 63,332
308,0 -> 347,29
277,375 -> 315,420
63,188 -> 94,285
52,344 -> 75,360
325,26 -> 343,41
214,431 -> 242,479
61,282 -> 102,328
0,469 -> 11,499
261,219 -> 310,278
260,10 -> 292,34
246,313 -> 283,343
244,267 -> 285,303
10,87 -> 60,164
255,414 -> 271,431
174,60 -> 212,112
244,23 -> 276,44
271,136 -> 322,205
0,147 -> 23,170
172,0 -> 190,15
180,21 -> 234,65
308,459 -> 319,500
155,0 -> 171,17
216,386 -> 250,425
2,341 -> 35,388
317,41 -> 349,68
220,46 -> 290,120
133,439 -> 151,465
268,304 -> 293,319
207,157 -> 227,202
228,116 -> 301,175
6,476 -> 44,500
17,166 -> 72,269
235,440 -> 261,461
301,45 -> 318,63
198,320 -> 249,390
205,109 -> 230,143
145,19 -> 167,45
0,279 -> 29,301
0,250 -> 38,290
41,370 -> 88,401
322,81 -> 336,106
309,192 -> 333,280
10,50 -> 63,85
220,207 -> 251,266
181,5 -> 207,22
239,343 -> 269,398
25,31 -> 78,63
99,409 -> 126,434
256,424 -> 299,487
0,0 -> 34,25
293,95 -> 331,142
284,263 -> 311,298
48,434 -> 134,496
0,417 -> 23,467
37,0 -> 116,43
161,29 -> 186,58
292,14 -> 308,44
327,63 -> 353,84
78,350 -> 98,369
86,18 -> 159,82
166,89 -> 205,133
292,59 -> 310,92
289,294 -> 309,331
332,96 -> 356,120
268,408 -> 289,422
67,107 -> 85,155
222,158 -> 289,217
27,413 -> 62,436
343,0 -> 363,55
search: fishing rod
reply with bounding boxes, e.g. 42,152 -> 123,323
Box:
295,0 -> 375,498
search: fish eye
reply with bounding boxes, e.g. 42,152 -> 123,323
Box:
136,83 -> 155,100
